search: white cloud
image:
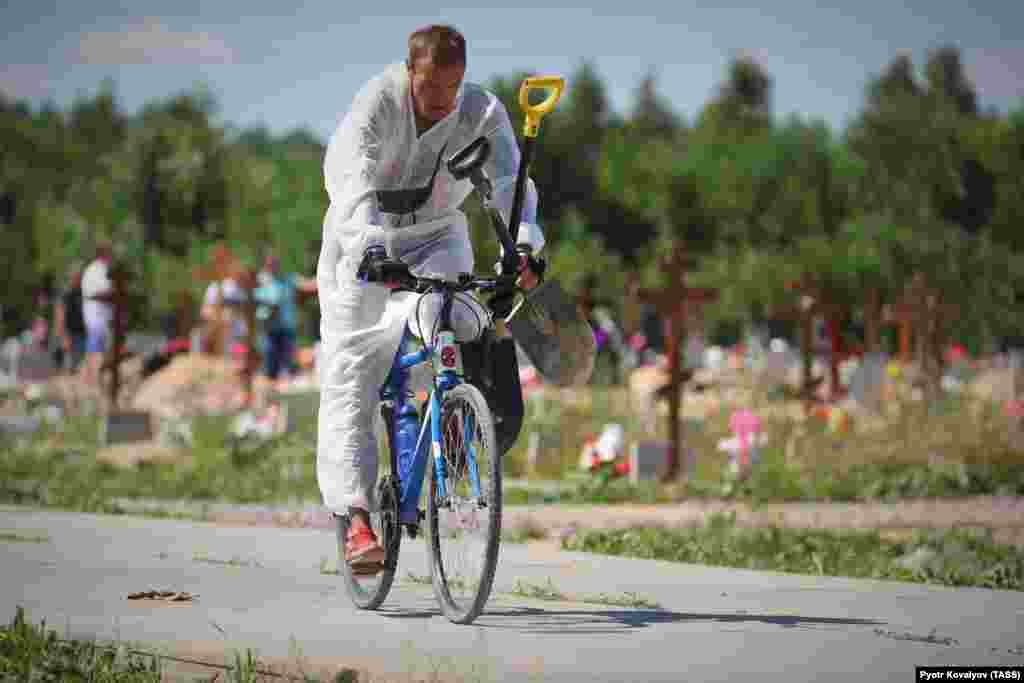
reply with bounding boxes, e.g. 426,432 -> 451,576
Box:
966,47 -> 1023,101
73,18 -> 236,65
0,64 -> 53,100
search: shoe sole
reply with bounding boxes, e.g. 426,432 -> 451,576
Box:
350,560 -> 385,576
346,544 -> 386,576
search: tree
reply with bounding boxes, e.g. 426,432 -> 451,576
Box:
696,55 -> 773,137
924,46 -> 978,118
629,70 -> 680,141
130,90 -> 231,257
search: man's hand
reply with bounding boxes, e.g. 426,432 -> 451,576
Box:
515,246 -> 546,291
517,253 -> 539,291
356,246 -> 410,289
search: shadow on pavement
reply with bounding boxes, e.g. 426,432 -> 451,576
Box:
378,605 -> 884,635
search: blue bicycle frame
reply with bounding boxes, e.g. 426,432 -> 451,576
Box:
381,325 -> 482,526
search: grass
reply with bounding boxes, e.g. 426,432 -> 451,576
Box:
0,530 -> 50,543
576,591 -> 660,609
319,556 -> 340,576
193,552 -> 266,569
0,410 -> 322,513
504,456 -> 1024,506
563,512 -> 1024,591
509,578 -> 566,601
507,578 -> 661,608
501,516 -> 549,543
2,378 -> 1023,517
404,571 -> 432,585
0,607 -> 162,682
0,606 -> 499,682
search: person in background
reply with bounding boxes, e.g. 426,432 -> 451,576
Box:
199,245 -> 246,358
52,263 -> 87,373
80,241 -> 115,386
255,252 -> 317,390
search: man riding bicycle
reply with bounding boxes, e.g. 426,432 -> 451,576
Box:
316,24 -> 544,574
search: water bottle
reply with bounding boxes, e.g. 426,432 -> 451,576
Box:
393,403 -> 420,481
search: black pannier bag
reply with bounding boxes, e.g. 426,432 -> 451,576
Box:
459,330 -> 524,456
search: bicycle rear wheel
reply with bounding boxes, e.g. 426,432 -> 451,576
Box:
426,383 -> 501,624
337,404 -> 402,610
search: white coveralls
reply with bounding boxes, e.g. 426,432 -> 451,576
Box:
317,63 -> 545,513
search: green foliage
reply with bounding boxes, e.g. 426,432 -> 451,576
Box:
0,410 -> 319,510
564,514 -> 1024,591
3,45 -> 1024,350
0,607 -> 162,681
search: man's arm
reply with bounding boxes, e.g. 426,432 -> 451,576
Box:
323,76 -> 391,224
319,75 -> 394,291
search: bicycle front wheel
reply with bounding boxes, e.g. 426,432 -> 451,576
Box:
427,383 -> 501,624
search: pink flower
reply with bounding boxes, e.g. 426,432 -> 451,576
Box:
1005,399 -> 1024,420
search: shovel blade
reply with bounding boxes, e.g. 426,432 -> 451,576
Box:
506,278 -> 596,387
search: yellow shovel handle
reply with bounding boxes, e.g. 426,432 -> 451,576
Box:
519,75 -> 565,138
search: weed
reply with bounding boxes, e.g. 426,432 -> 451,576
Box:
576,591 -> 661,609
0,606 -> 161,681
319,556 -> 340,576
193,552 -> 265,569
564,514 -> 1024,591
509,578 -> 566,602
0,531 -> 49,543
501,517 -> 549,543
403,572 -> 432,585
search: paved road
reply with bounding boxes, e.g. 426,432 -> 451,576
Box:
2,506 -> 1022,682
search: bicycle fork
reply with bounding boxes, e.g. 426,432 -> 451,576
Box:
382,327 -> 486,529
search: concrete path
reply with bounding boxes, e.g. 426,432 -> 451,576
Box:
2,506 -> 1022,682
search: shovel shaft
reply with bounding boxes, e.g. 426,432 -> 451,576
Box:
507,136 -> 536,244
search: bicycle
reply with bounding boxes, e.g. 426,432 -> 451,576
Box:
334,135 -> 536,625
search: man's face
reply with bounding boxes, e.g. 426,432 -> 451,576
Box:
409,57 -> 464,124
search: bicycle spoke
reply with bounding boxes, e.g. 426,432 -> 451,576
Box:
428,384 -> 500,624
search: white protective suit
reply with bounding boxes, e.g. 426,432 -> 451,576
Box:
317,62 -> 545,514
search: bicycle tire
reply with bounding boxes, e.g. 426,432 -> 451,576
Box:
426,382 -> 501,624
337,407 -> 402,610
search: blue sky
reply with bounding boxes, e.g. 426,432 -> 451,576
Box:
1,1 -> 1021,142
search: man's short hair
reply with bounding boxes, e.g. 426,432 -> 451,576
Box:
407,24 -> 466,69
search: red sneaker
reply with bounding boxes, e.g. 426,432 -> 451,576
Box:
345,525 -> 385,575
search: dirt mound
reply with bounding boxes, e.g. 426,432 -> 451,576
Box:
131,354 -> 242,419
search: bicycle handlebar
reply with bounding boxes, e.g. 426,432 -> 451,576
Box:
388,266 -> 517,297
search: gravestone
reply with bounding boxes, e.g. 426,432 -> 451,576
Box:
629,440 -> 667,484
15,348 -> 56,383
101,411 -> 153,445
0,414 -> 41,437
848,351 -> 889,412
628,439 -> 696,484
